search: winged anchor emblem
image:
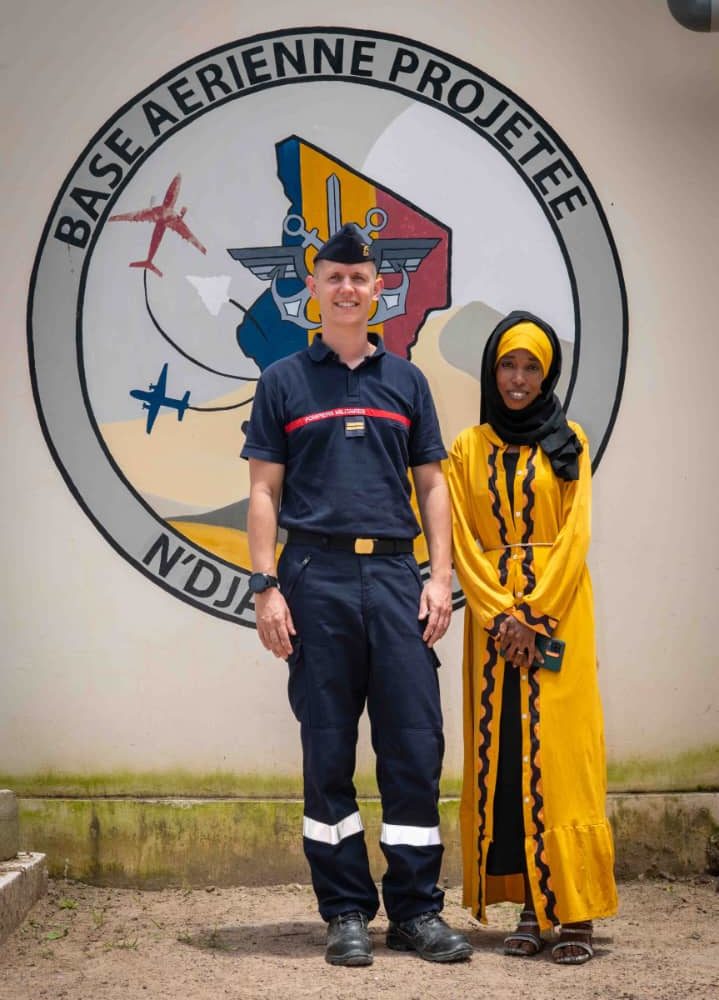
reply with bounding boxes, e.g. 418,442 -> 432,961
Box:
227,173 -> 439,331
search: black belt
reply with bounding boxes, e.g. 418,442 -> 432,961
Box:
286,530 -> 413,556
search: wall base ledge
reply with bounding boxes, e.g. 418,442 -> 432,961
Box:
17,791 -> 718,888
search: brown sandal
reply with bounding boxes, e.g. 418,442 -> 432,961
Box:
551,921 -> 594,965
503,909 -> 543,957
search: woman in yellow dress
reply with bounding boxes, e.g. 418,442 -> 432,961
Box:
447,311 -> 617,964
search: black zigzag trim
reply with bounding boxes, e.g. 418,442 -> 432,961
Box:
475,637 -> 498,913
520,447 -> 537,590
515,603 -> 556,636
478,448 -> 512,914
528,669 -> 558,925
488,446 -> 509,547
488,446 -> 511,584
498,548 -> 511,587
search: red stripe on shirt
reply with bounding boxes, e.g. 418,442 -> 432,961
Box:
284,407 -> 411,434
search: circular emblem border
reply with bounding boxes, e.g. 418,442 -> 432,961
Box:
27,27 -> 628,626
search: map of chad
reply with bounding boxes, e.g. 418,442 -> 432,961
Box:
230,135 -> 451,370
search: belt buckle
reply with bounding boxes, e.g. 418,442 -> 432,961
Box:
354,537 -> 375,555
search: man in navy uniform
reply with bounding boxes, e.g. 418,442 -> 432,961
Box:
242,225 -> 472,966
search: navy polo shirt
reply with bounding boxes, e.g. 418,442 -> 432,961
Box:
241,335 -> 447,537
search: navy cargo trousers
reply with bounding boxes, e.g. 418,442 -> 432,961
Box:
278,540 -> 445,924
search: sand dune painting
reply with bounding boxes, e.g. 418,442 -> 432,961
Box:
99,383 -> 254,568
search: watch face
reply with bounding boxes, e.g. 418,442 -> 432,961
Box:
248,573 -> 267,594
249,573 -> 277,594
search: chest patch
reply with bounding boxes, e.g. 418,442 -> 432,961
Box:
344,415 -> 366,438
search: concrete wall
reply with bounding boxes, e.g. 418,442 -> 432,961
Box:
2,0 -> 717,796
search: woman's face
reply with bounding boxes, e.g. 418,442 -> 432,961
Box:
495,348 -> 544,410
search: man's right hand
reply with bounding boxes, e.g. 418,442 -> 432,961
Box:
254,588 -> 296,659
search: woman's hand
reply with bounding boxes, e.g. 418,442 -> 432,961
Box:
497,617 -> 542,668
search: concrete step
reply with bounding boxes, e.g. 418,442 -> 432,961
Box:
0,852 -> 48,943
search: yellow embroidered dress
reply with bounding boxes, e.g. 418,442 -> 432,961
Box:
447,420 -> 618,929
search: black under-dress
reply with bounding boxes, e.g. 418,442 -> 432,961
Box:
485,448 -> 526,876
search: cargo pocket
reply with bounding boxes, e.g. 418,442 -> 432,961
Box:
400,555 -> 442,667
399,552 -> 424,592
280,552 -> 313,603
286,637 -> 307,723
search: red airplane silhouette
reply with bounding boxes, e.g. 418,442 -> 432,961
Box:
110,174 -> 206,277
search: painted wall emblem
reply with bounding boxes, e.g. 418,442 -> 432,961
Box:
28,28 -> 627,625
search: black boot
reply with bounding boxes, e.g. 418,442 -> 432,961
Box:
325,912 -> 373,966
387,912 -> 473,962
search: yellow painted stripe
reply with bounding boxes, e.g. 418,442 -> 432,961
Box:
167,520 -> 282,569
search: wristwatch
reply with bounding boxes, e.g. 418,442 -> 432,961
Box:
248,572 -> 280,594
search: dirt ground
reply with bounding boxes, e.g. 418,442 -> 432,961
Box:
1,876 -> 718,1000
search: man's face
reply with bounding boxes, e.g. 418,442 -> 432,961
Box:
306,260 -> 383,326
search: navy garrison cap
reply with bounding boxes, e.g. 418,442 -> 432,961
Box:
313,223 -> 378,265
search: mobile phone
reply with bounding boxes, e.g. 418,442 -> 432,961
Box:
534,635 -> 565,671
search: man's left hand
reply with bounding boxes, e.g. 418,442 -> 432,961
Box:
418,577 -> 452,648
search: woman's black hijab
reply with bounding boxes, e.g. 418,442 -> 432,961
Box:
480,310 -> 582,481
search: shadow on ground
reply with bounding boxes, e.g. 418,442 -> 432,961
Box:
180,921 -> 325,957
179,920 -> 613,964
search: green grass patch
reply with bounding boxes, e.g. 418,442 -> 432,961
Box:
1,766 -> 463,800
3,745 -> 715,801
0,769 -> 304,798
